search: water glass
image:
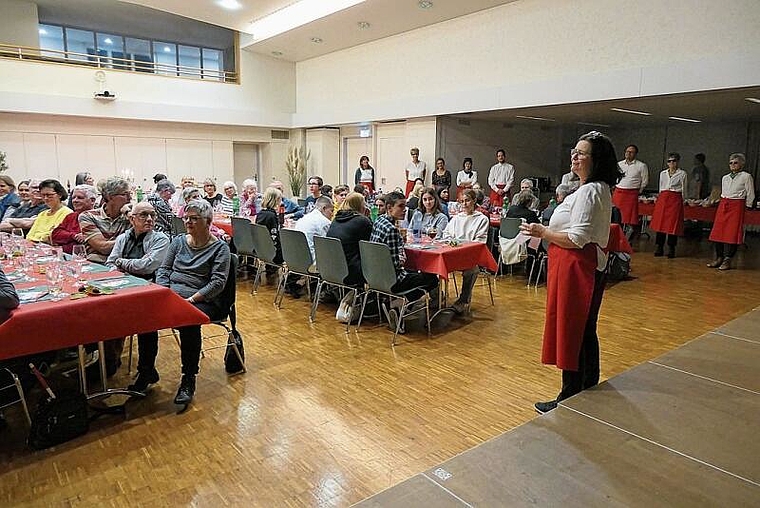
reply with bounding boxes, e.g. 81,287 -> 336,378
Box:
11,228 -> 24,240
46,265 -> 66,301
72,244 -> 87,263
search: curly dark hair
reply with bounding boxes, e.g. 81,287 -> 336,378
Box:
580,131 -> 622,188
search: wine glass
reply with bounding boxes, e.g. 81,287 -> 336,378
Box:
72,244 -> 87,263
46,265 -> 66,301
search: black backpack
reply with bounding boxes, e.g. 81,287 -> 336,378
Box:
606,252 -> 631,280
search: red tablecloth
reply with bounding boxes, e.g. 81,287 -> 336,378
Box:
0,265 -> 209,361
404,241 -> 498,279
215,219 -> 233,236
639,202 -> 760,225
606,224 -> 633,255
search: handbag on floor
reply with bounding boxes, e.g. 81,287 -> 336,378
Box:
27,363 -> 89,450
224,330 -> 246,374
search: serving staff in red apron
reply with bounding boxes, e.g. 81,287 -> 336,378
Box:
708,153 -> 755,271
613,144 -> 649,238
354,155 -> 375,194
650,152 -> 687,258
404,148 -> 426,196
487,148 -> 515,209
520,131 -> 621,414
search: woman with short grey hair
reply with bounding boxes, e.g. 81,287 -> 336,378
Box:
178,187 -> 201,218
147,179 -> 176,234
51,184 -> 98,253
154,198 -> 231,406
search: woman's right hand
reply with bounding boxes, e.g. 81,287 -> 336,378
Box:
520,222 -> 546,238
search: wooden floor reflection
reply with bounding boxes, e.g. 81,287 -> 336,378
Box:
1,235 -> 759,507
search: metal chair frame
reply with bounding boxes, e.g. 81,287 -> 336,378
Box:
311,235 -> 364,332
0,368 -> 31,426
249,223 -> 284,296
276,228 -> 320,309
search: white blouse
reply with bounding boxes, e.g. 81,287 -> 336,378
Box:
406,161 -> 427,181
548,181 -> 611,270
357,168 -> 373,182
721,171 -> 755,207
456,170 -> 478,186
658,169 -> 687,193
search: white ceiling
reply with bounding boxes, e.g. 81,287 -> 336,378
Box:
120,0 -> 517,61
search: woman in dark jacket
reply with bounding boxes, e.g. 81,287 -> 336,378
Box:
255,187 -> 283,281
327,192 -> 372,287
506,191 -> 540,224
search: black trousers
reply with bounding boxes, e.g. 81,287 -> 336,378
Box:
136,301 -> 220,377
714,242 -> 738,259
557,269 -> 606,401
655,232 -> 678,249
391,272 -> 439,301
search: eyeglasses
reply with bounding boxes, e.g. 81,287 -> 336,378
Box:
133,212 -> 157,220
308,182 -> 320,186
570,148 -> 592,158
667,159 -> 677,163
182,215 -> 204,223
39,192 -> 58,198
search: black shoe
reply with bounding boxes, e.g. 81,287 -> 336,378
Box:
654,247 -> 664,257
534,400 -> 558,414
173,375 -> 196,405
667,249 -> 676,259
128,369 -> 159,394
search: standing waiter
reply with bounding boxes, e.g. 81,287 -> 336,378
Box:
708,153 -> 755,271
613,144 -> 648,239
651,153 -> 687,259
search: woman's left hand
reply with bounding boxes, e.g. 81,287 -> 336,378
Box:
520,222 -> 546,238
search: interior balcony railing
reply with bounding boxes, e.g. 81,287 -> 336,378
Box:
0,43 -> 238,83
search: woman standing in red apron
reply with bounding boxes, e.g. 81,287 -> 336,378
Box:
520,131 -> 621,414
708,153 -> 755,270
354,155 -> 375,194
650,153 -> 687,258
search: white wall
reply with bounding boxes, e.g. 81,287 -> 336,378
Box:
0,49 -> 296,127
0,0 -> 39,49
294,0 -> 760,127
305,128 -> 340,191
374,118 -> 437,193
0,112 -> 288,189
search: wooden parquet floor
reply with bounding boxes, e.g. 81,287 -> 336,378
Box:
1,235 -> 759,507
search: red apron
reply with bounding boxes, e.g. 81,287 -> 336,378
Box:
612,187 -> 640,225
405,180 -> 416,197
489,184 -> 507,209
542,243 -> 597,371
709,198 -> 746,244
650,190 -> 684,236
360,182 -> 375,193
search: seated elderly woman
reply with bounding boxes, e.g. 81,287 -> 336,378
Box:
177,187 -> 201,218
0,179 -> 48,234
147,179 -> 176,235
219,181 -> 237,214
510,178 -> 540,211
51,184 -> 97,253
507,190 -> 541,224
26,179 -> 72,243
155,199 -> 231,405
202,178 -> 223,208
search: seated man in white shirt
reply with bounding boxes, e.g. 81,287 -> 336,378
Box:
443,189 -> 490,314
295,196 -> 333,262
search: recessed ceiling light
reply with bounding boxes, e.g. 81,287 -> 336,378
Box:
248,0 -> 367,42
610,107 -> 652,116
668,116 -> 701,123
577,121 -> 611,128
515,115 -> 556,122
271,51 -> 283,56
104,38 -> 113,45
311,37 -> 323,44
357,21 -> 370,29
745,97 -> 760,104
38,28 -> 47,35
217,0 -> 242,10
418,0 -> 433,9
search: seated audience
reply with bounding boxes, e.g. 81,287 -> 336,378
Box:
105,202 -> 170,393
171,176 -> 195,209
255,187 -> 283,282
510,179 -> 540,211
443,189 -> 490,314
321,184 -> 333,200
327,193 -> 373,287
202,178 -> 223,209
507,190 -> 541,224
561,170 -> 581,192
304,176 -> 323,213
370,190 -> 438,296
295,196 -> 333,262
67,172 -> 94,208
405,180 -> 425,222
26,179 -> 72,243
241,179 -> 260,216
147,179 -> 176,235
541,183 -> 573,225
151,173 -> 167,196
332,185 -> 350,217
0,175 -> 20,220
52,184 -> 97,253
472,182 -> 490,211
269,180 -> 304,219
437,187 -> 451,217
177,187 -> 201,218
156,199 -> 231,405
220,181 -> 237,214
0,179 -> 47,234
409,187 -> 448,239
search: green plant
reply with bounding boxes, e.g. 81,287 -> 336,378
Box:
0,151 -> 7,173
285,146 -> 309,197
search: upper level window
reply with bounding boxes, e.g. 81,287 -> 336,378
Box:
126,37 -> 152,72
38,24 -> 64,58
202,48 -> 222,81
65,27 -> 95,62
178,45 -> 201,78
96,33 -> 127,69
154,42 -> 177,76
